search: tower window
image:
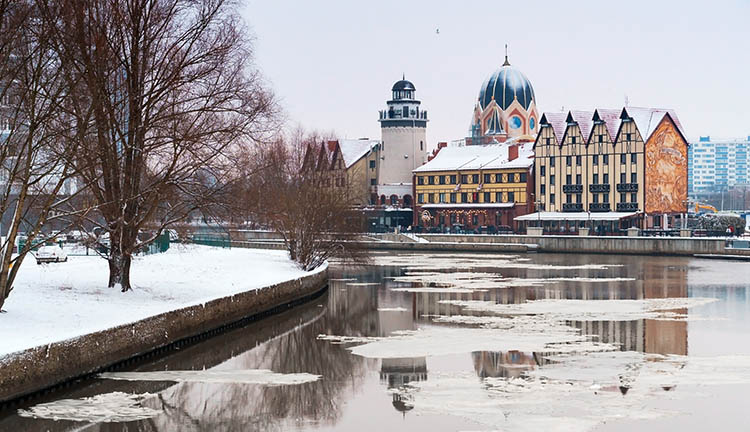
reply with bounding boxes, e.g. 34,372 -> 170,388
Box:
420,141 -> 424,151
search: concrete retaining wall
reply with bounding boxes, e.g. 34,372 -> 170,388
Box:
362,240 -> 536,253
419,234 -> 750,257
0,265 -> 328,404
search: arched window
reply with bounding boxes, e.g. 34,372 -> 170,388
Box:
390,195 -> 398,206
403,194 -> 413,207
380,195 -> 387,205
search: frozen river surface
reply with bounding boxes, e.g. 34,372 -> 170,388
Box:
3,252 -> 750,431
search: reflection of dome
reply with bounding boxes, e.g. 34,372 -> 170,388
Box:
478,62 -> 536,111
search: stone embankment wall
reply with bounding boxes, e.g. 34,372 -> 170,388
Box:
419,234 -> 750,257
0,265 -> 328,404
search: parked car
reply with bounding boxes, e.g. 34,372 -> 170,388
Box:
35,245 -> 68,264
496,225 -> 513,234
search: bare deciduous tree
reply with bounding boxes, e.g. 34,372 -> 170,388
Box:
0,0 -> 82,311
40,0 -> 276,291
245,132 -> 367,271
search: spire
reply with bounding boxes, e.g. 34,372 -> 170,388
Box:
402,72 -> 405,80
503,44 -> 510,66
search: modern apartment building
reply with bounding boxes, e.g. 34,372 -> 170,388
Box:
688,136 -> 750,194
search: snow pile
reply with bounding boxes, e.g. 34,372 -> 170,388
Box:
99,369 -> 321,386
0,245 -> 320,358
18,392 -> 160,423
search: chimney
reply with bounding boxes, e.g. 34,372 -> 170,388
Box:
508,143 -> 519,161
438,141 -> 447,149
327,140 -> 338,152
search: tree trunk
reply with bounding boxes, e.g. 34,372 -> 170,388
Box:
108,250 -> 133,292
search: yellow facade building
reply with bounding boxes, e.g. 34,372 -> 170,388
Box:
412,141 -> 534,232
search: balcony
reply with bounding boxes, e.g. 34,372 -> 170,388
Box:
562,203 -> 583,212
616,183 -> 639,192
562,184 -> 583,193
589,203 -> 611,212
589,183 -> 610,193
616,202 -> 639,211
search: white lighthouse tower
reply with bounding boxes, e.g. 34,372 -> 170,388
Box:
378,76 -> 429,191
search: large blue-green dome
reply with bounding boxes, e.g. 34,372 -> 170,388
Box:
478,62 -> 536,111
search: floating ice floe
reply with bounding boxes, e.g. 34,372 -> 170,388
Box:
316,334 -> 383,344
17,392 -> 161,423
377,307 -> 409,312
343,326 -> 614,359
98,369 -> 321,385
440,297 -> 718,321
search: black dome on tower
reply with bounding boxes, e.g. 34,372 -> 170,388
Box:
391,79 -> 416,92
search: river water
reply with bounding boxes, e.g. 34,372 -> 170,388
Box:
2,252 -> 750,431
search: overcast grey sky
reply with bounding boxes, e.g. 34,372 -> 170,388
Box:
242,0 -> 749,146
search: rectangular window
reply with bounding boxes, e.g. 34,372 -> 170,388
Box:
593,154 -> 599,164
620,154 -> 626,164
461,192 -> 467,203
472,192 -> 478,203
540,184 -> 546,195
472,174 -> 479,184
418,194 -> 424,204
539,166 -> 545,177
620,173 -> 626,183
439,193 -> 446,203
626,132 -> 633,141
550,193 -> 555,205
495,173 -> 502,183
484,173 -> 491,184
520,172 -> 527,182
631,193 -> 637,202
550,175 -> 555,185
418,176 -> 424,185
576,174 -> 581,184
428,193 -> 434,203
576,155 -> 581,166
631,172 -> 637,183
603,193 -> 609,202
428,176 -> 435,185
566,174 -> 572,185
461,174 -> 468,184
483,192 -> 490,203
508,173 -> 516,183
369,160 -> 376,169
571,136 -> 577,144
603,154 -> 609,165
566,194 -> 572,204
508,192 -> 515,202
576,193 -> 582,203
439,175 -> 446,185
370,178 -> 376,185
450,175 -> 457,184
546,138 -> 551,145
593,193 -> 599,203
496,192 -> 503,202
593,173 -> 599,184
598,134 -> 603,143
631,153 -> 637,164
603,173 -> 609,184
550,157 -> 556,167
566,156 -> 572,166
450,193 -> 456,203
620,193 -> 626,202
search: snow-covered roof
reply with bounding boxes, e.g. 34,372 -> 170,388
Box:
565,110 -> 594,142
622,107 -> 686,143
593,108 -> 622,143
539,112 -> 567,145
515,211 -> 638,221
338,139 -> 380,169
422,203 -> 516,209
378,183 -> 412,196
413,141 -> 533,173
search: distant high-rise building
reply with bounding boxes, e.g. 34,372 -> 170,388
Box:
688,136 -> 750,194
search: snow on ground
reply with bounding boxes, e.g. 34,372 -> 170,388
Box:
0,244 -> 320,359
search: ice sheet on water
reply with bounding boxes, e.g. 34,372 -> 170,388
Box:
98,369 -> 321,385
377,307 -> 408,312
344,326 -> 615,359
316,334 -> 382,344
369,253 -> 620,272
17,392 -> 160,423
441,297 -> 718,321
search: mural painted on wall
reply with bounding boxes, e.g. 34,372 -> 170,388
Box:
645,117 -> 688,214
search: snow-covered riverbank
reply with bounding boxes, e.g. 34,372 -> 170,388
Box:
0,245 -> 314,359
